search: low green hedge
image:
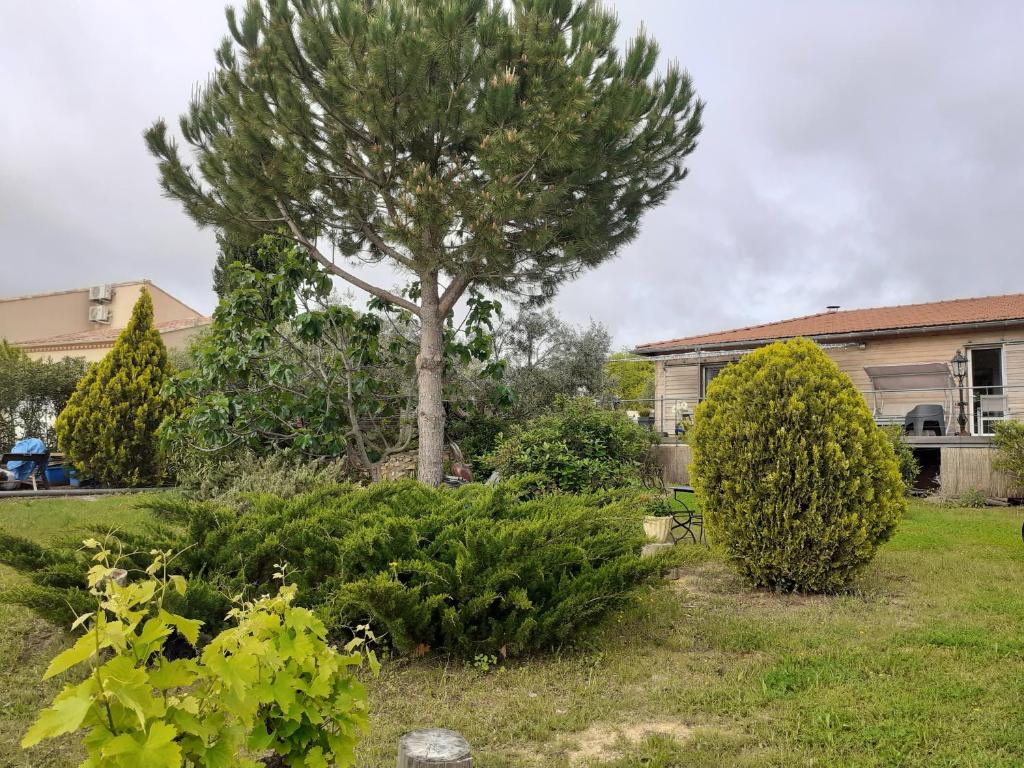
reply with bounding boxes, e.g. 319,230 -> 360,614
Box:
2,482 -> 674,658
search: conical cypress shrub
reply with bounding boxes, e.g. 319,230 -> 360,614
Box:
55,289 -> 174,486
690,338 -> 906,592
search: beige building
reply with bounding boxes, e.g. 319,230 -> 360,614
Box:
0,281 -> 211,362
635,293 -> 1024,498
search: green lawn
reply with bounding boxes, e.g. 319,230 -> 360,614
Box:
2,495 -> 1023,767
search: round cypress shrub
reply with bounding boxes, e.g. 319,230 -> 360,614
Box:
690,337 -> 905,592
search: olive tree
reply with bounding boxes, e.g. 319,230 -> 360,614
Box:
146,0 -> 702,484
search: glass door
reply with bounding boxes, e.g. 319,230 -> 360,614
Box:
968,346 -> 1005,435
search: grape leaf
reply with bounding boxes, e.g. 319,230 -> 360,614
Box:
22,680 -> 94,747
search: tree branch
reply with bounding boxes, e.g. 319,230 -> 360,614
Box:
438,273 -> 471,316
352,212 -> 416,270
275,200 -> 420,314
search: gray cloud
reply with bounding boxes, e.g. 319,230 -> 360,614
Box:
560,0 -> 1024,346
2,1 -> 1022,348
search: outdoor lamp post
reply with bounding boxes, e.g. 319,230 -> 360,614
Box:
951,350 -> 969,435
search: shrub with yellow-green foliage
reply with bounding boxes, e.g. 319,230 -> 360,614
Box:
993,420 -> 1024,484
690,338 -> 905,592
22,541 -> 373,767
55,289 -> 174,486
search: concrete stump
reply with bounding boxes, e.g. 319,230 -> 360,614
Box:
397,729 -> 472,767
641,542 -> 675,558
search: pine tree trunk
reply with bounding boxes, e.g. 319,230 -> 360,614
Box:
416,273 -> 446,486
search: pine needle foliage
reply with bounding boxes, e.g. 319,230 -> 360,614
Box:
145,0 -> 704,485
55,289 -> 174,487
0,528 -> 229,633
145,481 -> 673,657
3,482 -> 673,657
690,338 -> 906,593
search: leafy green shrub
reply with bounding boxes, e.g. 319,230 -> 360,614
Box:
691,338 -> 906,592
951,488 -> 988,508
171,450 -> 356,501
485,396 -> 654,494
0,341 -> 85,450
162,240 -> 502,481
148,481 -> 672,657
993,420 -> 1024,484
55,289 -> 174,486
447,413 -> 510,473
23,542 -> 373,767
882,425 -> 920,493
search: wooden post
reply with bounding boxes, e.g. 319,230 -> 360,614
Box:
397,729 -> 472,768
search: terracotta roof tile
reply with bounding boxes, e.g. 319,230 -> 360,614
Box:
19,318 -> 211,348
636,292 -> 1024,353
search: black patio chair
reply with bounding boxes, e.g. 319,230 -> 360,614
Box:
669,485 -> 705,544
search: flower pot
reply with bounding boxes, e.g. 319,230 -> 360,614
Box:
643,515 -> 673,544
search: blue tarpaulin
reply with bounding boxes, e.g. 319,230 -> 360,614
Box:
6,437 -> 47,480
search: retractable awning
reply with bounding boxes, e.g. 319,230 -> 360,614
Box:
864,363 -> 952,392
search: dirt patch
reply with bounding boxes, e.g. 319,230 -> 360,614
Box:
671,561 -> 844,610
566,720 -> 693,765
671,560 -> 739,598
17,624 -> 59,664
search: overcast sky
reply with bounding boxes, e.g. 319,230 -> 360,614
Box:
2,1 -> 1023,347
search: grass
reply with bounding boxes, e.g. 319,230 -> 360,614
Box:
2,496 -> 1023,766
0,495 -> 157,768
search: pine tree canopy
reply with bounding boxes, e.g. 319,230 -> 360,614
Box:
145,0 -> 703,484
146,0 -> 702,307
212,233 -> 295,298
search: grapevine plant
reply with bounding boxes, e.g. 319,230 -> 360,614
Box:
22,539 -> 376,767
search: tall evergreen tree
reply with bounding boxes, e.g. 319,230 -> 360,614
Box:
55,290 -> 174,487
146,0 -> 703,485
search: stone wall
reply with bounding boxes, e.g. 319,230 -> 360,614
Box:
377,451 -> 419,481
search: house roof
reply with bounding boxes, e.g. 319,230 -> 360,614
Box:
635,292 -> 1024,354
18,318 -> 211,349
0,280 -> 207,320
0,280 -> 151,304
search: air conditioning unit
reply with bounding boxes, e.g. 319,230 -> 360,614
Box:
89,284 -> 114,302
89,305 -> 111,324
